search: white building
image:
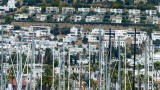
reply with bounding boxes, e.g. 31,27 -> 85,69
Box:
129,15 -> 140,24
129,9 -> 141,15
0,6 -> 9,14
93,7 -> 106,14
127,31 -> 147,45
146,16 -> 159,24
134,0 -> 147,4
70,26 -> 82,36
7,0 -> 16,9
78,8 -> 90,13
2,25 -> 14,30
29,6 -> 41,15
63,34 -> 77,43
70,15 -> 82,22
62,7 -> 75,14
36,14 -> 47,21
156,4 -> 160,13
14,14 -> 29,21
110,15 -> 122,23
110,9 -> 123,14
46,7 -> 59,13
53,15 -> 65,22
29,26 -> 51,37
85,15 -> 102,22
87,28 -> 105,43
152,32 -> 160,40
146,10 -> 157,16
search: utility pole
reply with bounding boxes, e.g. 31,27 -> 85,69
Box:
132,28 -> 136,90
117,36 -> 121,90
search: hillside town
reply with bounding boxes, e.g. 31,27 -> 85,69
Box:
1,0 -> 160,90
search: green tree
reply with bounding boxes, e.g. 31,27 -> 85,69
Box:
5,15 -> 13,24
153,39 -> 160,46
44,48 -> 53,64
154,61 -> 160,82
82,36 -> 88,44
42,65 -> 52,90
50,24 -> 60,36
46,0 -> 52,3
14,25 -> 21,30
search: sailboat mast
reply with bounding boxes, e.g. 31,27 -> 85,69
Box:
18,30 -> 23,90
106,28 -> 111,90
144,37 -> 148,90
124,43 -> 126,90
68,49 -> 70,90
98,26 -> 102,90
58,50 -> 61,90
40,53 -> 43,90
151,40 -> 154,90
63,41 -> 65,90
118,36 -> 121,90
89,43 -> 91,90
30,28 -> 35,90
52,47 -> 55,90
132,28 -> 136,90
1,28 -> 3,90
